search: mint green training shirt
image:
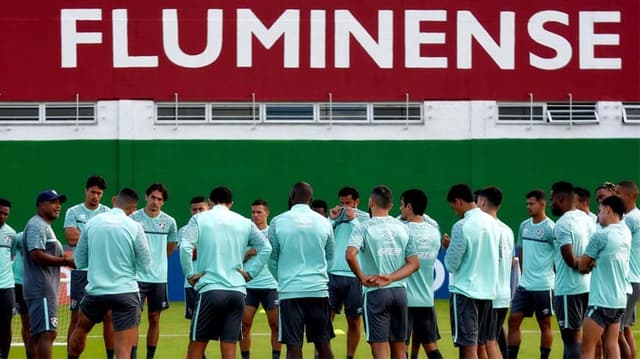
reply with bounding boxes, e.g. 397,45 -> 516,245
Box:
180,205 -> 272,295
494,219 -> 514,308
348,216 -> 417,294
0,223 -> 17,289
64,203 -> 110,271
517,217 -> 555,291
268,204 -> 334,300
553,209 -> 594,295
403,220 -> 440,307
12,232 -> 24,285
329,208 -> 369,277
130,209 -> 177,283
74,208 -> 152,295
445,208 -> 501,300
624,207 -> 640,283
585,222 -> 631,308
246,227 -> 278,289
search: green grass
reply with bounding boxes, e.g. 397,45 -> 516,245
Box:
10,300 -> 640,358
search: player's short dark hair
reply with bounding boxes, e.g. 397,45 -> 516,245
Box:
252,199 -> 269,208
617,180 -> 639,195
190,196 -> 206,204
338,186 -> 359,200
526,189 -> 546,201
401,189 -> 427,216
86,175 -> 107,190
574,187 -> 590,202
117,188 -> 139,205
478,186 -> 503,208
210,187 -> 232,204
595,181 -> 616,193
290,182 -> 313,205
447,184 -> 474,203
146,183 -> 169,201
311,199 -> 327,210
551,181 -> 574,196
601,195 -> 626,219
371,185 -> 393,209
0,198 -> 11,207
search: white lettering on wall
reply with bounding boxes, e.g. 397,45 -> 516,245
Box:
528,11 -> 572,70
310,10 -> 326,68
579,11 -> 621,69
405,10 -> 447,68
236,9 -> 300,68
112,9 -> 159,68
335,10 -> 393,68
162,9 -> 223,68
457,10 -> 515,70
61,9 -> 103,68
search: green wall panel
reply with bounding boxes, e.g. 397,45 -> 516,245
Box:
1,139 -> 638,242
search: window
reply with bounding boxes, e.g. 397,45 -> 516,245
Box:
318,103 -> 368,123
622,102 -> 640,124
0,104 -> 40,123
156,103 -> 207,123
44,103 -> 96,123
211,103 -> 259,123
264,104 -> 314,123
497,102 -> 545,123
546,102 -> 598,124
372,103 -> 422,123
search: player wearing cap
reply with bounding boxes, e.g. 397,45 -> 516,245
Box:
23,189 -> 74,359
130,183 -> 177,359
63,176 -> 112,358
0,198 -> 17,359
579,195 -> 631,358
550,181 -> 596,358
68,188 -> 151,359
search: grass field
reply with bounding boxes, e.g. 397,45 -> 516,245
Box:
9,300 -> 640,358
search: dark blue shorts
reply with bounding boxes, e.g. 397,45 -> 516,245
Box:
363,287 -> 408,343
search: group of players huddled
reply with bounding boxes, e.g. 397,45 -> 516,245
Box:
0,176 -> 638,359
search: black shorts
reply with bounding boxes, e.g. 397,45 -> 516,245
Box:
0,288 -> 15,322
70,270 -> 88,311
585,306 -> 625,328
554,293 -> 589,330
184,287 -> 198,320
449,293 -> 493,346
363,287 -> 408,343
510,286 -> 554,319
328,274 -> 363,318
14,284 -> 28,315
190,290 -> 245,342
279,297 -> 335,345
80,293 -> 141,331
407,306 -> 440,345
489,308 -> 508,341
26,296 -> 58,335
245,288 -> 279,311
138,282 -> 169,313
622,282 -> 639,328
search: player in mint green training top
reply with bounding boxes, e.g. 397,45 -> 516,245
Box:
346,185 -> 419,359
180,186 -> 271,359
241,199 -> 281,359
268,182 -> 335,359
63,175 -> 113,358
616,180 -> 640,358
0,198 -> 17,359
579,195 -> 631,359
442,184 -> 500,359
130,183 -> 177,359
507,189 -> 555,359
68,188 -> 151,359
476,186 -> 514,359
398,189 -> 443,359
327,186 -> 369,359
550,181 -> 596,359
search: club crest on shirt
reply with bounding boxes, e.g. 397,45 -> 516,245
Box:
158,222 -> 167,230
2,235 -> 11,246
536,229 -> 544,237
